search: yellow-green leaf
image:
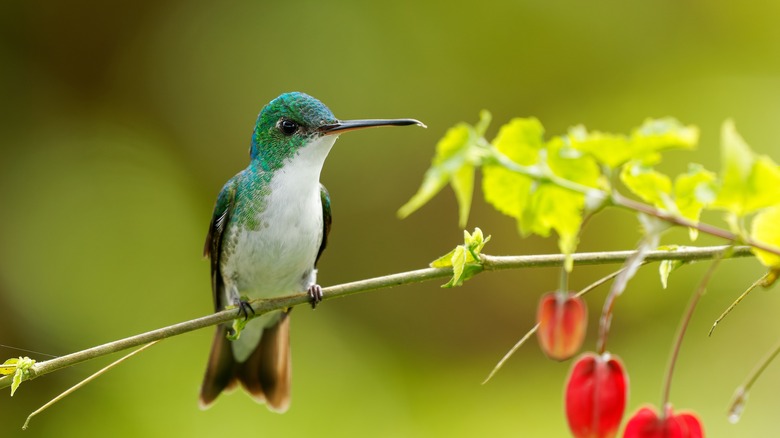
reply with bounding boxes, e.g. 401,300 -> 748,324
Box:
0,358 -> 18,375
746,156 -> 780,212
482,118 -> 545,228
523,185 -> 583,270
630,118 -> 699,158
398,124 -> 471,219
674,164 -> 717,239
547,137 -> 601,188
7,356 -> 35,396
620,161 -> 673,209
229,318 -> 248,341
482,165 -> 533,221
621,161 -> 716,240
451,164 -> 475,228
569,118 -> 698,169
464,227 -> 491,257
399,112 -> 490,224
396,166 -> 450,220
430,228 -> 491,287
492,117 -> 545,164
712,120 -> 780,217
751,206 -> 780,268
434,123 -> 472,164
567,125 -> 630,168
449,245 -> 468,287
659,255 -> 685,289
430,247 -> 457,268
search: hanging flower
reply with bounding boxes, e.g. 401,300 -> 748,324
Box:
537,291 -> 588,361
565,352 -> 628,438
623,405 -> 704,438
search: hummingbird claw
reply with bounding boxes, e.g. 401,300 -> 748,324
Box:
237,300 -> 255,321
307,284 -> 324,309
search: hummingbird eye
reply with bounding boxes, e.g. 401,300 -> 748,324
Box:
278,119 -> 299,136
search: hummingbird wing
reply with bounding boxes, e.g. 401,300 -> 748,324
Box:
316,184 -> 332,265
204,175 -> 238,311
200,176 -> 240,409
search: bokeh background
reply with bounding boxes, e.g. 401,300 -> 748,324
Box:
2,1 -> 780,436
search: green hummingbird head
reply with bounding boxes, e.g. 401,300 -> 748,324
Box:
249,92 -> 425,170
250,92 -> 336,166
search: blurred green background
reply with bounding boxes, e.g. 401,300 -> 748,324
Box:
2,1 -> 780,436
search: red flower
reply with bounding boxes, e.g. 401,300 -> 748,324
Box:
623,405 -> 704,438
565,352 -> 628,438
537,292 -> 588,361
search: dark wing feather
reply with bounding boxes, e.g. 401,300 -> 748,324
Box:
204,176 -> 238,311
316,184 -> 332,265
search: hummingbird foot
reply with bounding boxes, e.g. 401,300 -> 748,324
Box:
226,300 -> 255,340
307,284 -> 324,309
236,300 -> 255,321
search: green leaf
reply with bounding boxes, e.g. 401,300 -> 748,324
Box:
448,245 -> 468,287
621,161 -> 717,241
629,117 -> 699,160
750,206 -> 780,268
8,356 -> 35,396
569,118 -> 698,168
226,298 -> 252,341
542,139 -> 601,268
430,228 -> 491,287
747,156 -> 780,212
657,246 -> 685,289
0,358 -> 18,375
546,137 -> 601,187
430,247 -> 457,268
398,124 -> 470,220
673,164 -> 717,239
492,117 -> 546,164
398,112 -> 490,226
482,165 -> 533,220
474,109 -> 492,138
522,184 -> 583,270
451,164 -> 475,228
620,161 -> 673,209
712,120 -> 780,218
485,128 -> 601,268
228,318 -> 248,341
567,125 -> 630,168
482,118 -> 545,225
464,227 -> 490,256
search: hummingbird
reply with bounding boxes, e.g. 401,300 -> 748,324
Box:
198,92 -> 424,411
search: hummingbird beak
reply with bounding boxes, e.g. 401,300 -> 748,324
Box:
319,118 -> 426,135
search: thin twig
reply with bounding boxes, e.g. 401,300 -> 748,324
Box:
22,341 -> 160,430
661,250 -> 726,415
728,338 -> 780,423
611,193 -> 780,257
709,272 -> 771,337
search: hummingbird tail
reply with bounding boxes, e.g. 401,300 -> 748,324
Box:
236,312 -> 291,413
198,313 -> 292,412
198,325 -> 239,409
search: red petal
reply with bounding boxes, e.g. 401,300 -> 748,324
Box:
623,407 -> 662,437
623,406 -> 704,438
565,352 -> 628,438
537,292 -> 588,361
673,412 -> 704,438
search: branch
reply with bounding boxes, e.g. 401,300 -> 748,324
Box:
0,245 -> 754,391
611,193 -> 780,256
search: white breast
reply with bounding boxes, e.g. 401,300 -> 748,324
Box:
225,135 -> 338,300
